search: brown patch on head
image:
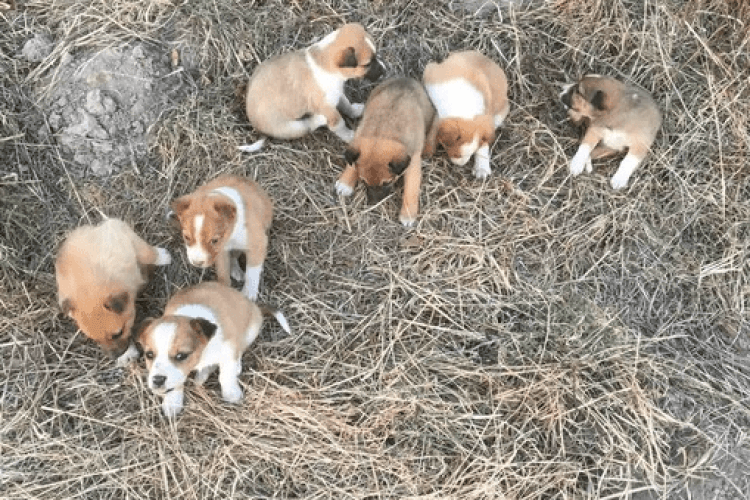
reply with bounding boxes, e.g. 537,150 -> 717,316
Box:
171,192 -> 237,267
316,23 -> 384,81
63,287 -> 135,358
139,316 -> 215,378
346,138 -> 410,188
436,116 -> 495,160
561,75 -> 615,124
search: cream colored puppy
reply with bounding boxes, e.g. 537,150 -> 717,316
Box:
137,282 -> 290,417
560,74 -> 662,189
56,218 -> 171,365
240,23 -> 384,151
423,50 -> 510,179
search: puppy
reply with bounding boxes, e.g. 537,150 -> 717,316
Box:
239,23 -> 385,152
171,175 -> 272,301
560,74 -> 662,189
423,50 -> 510,179
335,77 -> 438,227
55,218 -> 171,365
137,282 -> 290,417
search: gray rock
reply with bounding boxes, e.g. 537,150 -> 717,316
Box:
21,33 -> 54,62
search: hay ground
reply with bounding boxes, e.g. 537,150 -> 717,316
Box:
1,0 -> 749,498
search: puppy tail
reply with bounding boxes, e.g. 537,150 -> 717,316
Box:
238,138 -> 266,153
258,304 -> 291,334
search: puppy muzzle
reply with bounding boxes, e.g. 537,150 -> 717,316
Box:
365,58 -> 385,82
366,184 -> 392,204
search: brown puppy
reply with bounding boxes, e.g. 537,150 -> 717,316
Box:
335,77 -> 438,227
56,218 -> 171,364
423,50 -> 510,179
137,282 -> 290,417
240,23 -> 385,152
171,175 -> 273,300
560,74 -> 662,189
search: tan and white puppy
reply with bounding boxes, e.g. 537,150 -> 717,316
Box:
423,51 -> 510,180
239,23 -> 385,152
171,175 -> 273,301
56,218 -> 171,365
137,282 -> 290,417
560,74 -> 662,189
335,77 -> 438,227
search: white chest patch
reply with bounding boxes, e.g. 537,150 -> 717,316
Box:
211,187 -> 247,251
306,50 -> 345,107
186,215 -> 207,265
600,129 -> 630,151
425,78 -> 485,119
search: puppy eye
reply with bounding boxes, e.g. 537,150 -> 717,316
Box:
145,351 -> 154,360
210,237 -> 220,246
111,330 -> 123,341
174,352 -> 189,362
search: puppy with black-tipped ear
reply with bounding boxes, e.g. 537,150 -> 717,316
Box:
136,282 -> 290,417
335,77 -> 438,227
560,74 -> 662,189
239,23 -> 385,152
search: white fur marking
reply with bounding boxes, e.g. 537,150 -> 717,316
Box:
305,50 -> 346,107
243,264 -> 263,300
149,322 -> 184,393
161,389 -> 184,417
335,180 -> 354,197
600,129 -> 630,151
154,247 -> 171,266
315,30 -> 339,49
426,79 -> 485,119
473,144 -> 491,180
570,144 -> 592,176
187,215 -> 209,266
611,153 -> 641,190
116,344 -> 140,367
454,135 -> 480,166
210,188 -> 246,251
238,138 -> 266,153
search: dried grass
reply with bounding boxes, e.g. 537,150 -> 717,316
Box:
2,0 -> 749,498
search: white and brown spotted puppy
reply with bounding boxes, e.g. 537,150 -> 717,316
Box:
171,175 -> 273,300
239,23 -> 385,152
423,50 -> 510,180
560,74 -> 662,189
335,77 -> 438,227
136,282 -> 290,417
56,218 -> 171,365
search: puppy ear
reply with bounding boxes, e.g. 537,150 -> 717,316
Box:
389,155 -> 411,175
339,47 -> 358,68
437,121 -> 459,147
344,148 -> 360,165
213,199 -> 236,221
190,318 -> 217,340
478,115 -> 496,144
104,291 -> 129,314
170,196 -> 191,218
134,317 -> 155,344
590,90 -> 606,110
60,298 -> 74,316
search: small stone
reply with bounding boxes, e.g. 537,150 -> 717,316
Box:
85,89 -> 106,115
48,113 -> 62,130
21,33 -> 53,62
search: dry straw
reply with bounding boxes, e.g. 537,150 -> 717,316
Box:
1,0 -> 749,498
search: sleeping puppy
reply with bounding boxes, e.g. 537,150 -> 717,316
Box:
137,282 -> 290,417
423,50 -> 510,179
335,77 -> 438,227
240,23 -> 385,152
171,175 -> 273,300
560,74 -> 662,189
56,218 -> 171,365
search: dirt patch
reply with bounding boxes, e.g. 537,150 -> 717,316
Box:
42,43 -> 185,175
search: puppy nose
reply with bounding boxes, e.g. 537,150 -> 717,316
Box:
152,375 -> 166,388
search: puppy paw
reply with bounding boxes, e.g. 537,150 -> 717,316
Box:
585,157 -> 593,174
116,344 -> 140,367
162,391 -> 184,418
473,161 -> 491,180
195,366 -> 215,386
569,154 -> 588,177
154,247 -> 172,266
610,172 -> 631,190
400,213 -> 417,228
349,103 -> 365,118
335,180 -> 354,197
222,383 -> 243,404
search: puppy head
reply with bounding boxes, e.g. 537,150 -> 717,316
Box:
436,116 -> 495,166
60,289 -> 135,358
137,315 -> 217,395
171,193 -> 236,268
316,23 -> 384,82
559,74 -> 609,125
344,139 -> 410,204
